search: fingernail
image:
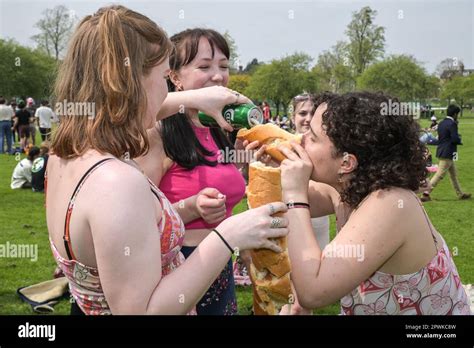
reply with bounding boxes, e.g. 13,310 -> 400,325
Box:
218,194 -> 225,199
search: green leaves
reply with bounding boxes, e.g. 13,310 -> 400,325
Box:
244,53 -> 316,114
228,75 -> 251,94
312,41 -> 354,93
0,39 -> 58,99
356,55 -> 439,101
440,75 -> 474,104
346,6 -> 385,76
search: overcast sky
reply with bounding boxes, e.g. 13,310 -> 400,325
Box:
0,0 -> 472,73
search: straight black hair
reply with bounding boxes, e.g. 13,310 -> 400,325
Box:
446,104 -> 460,117
27,147 -> 40,161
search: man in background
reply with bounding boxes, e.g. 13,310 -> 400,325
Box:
35,100 -> 56,141
0,97 -> 14,154
422,104 -> 471,201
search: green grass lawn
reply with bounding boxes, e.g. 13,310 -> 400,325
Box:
0,116 -> 473,315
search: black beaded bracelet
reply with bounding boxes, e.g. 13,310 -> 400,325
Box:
212,229 -> 234,254
287,201 -> 310,209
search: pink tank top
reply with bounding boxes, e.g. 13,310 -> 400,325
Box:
159,124 -> 246,230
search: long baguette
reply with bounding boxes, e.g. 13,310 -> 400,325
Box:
247,161 -> 292,315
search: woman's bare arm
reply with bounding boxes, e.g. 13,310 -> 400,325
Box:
88,162 -> 288,314
287,189 -> 406,309
307,181 -> 339,218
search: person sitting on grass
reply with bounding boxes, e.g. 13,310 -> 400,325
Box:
11,146 -> 40,189
279,92 -> 471,315
31,141 -> 50,193
429,115 -> 438,130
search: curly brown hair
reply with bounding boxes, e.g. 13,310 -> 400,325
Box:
322,92 -> 428,208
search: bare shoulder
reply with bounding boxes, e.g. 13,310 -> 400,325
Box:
83,159 -> 160,238
352,187 -> 420,233
87,160 -> 152,199
309,181 -> 339,201
74,159 -> 155,223
308,181 -> 340,217
334,188 -> 413,262
361,187 -> 418,210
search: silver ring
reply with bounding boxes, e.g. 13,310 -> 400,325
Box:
270,217 -> 282,229
268,203 -> 275,215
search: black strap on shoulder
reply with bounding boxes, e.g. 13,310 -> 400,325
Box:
63,158 -> 114,260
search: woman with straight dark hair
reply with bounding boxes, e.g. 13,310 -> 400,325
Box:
47,6 -> 288,315
136,28 -> 263,315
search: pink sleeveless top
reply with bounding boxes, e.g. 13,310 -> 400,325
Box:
338,192 -> 471,315
159,124 -> 246,230
48,158 -> 187,315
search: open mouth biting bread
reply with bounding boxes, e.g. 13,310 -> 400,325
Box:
237,123 -> 302,163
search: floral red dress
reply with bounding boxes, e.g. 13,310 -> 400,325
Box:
48,158 -> 192,315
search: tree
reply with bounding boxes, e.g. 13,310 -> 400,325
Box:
440,74 -> 474,115
245,53 -> 316,114
243,58 -> 262,75
436,58 -> 465,81
223,31 -> 240,73
0,39 -> 57,99
31,5 -> 76,60
312,41 -> 354,93
228,75 -> 251,94
357,55 -> 439,101
346,6 -> 385,76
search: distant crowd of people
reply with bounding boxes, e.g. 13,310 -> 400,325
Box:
2,5 -> 471,316
0,96 -> 58,155
258,101 -> 292,131
0,96 -> 54,193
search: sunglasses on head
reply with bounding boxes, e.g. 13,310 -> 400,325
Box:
293,93 -> 312,102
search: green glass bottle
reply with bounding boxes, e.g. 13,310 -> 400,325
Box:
198,104 -> 263,129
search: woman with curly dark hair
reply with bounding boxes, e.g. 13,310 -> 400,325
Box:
278,92 -> 471,315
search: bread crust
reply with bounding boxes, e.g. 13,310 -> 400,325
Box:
247,162 -> 292,315
237,124 -> 302,163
